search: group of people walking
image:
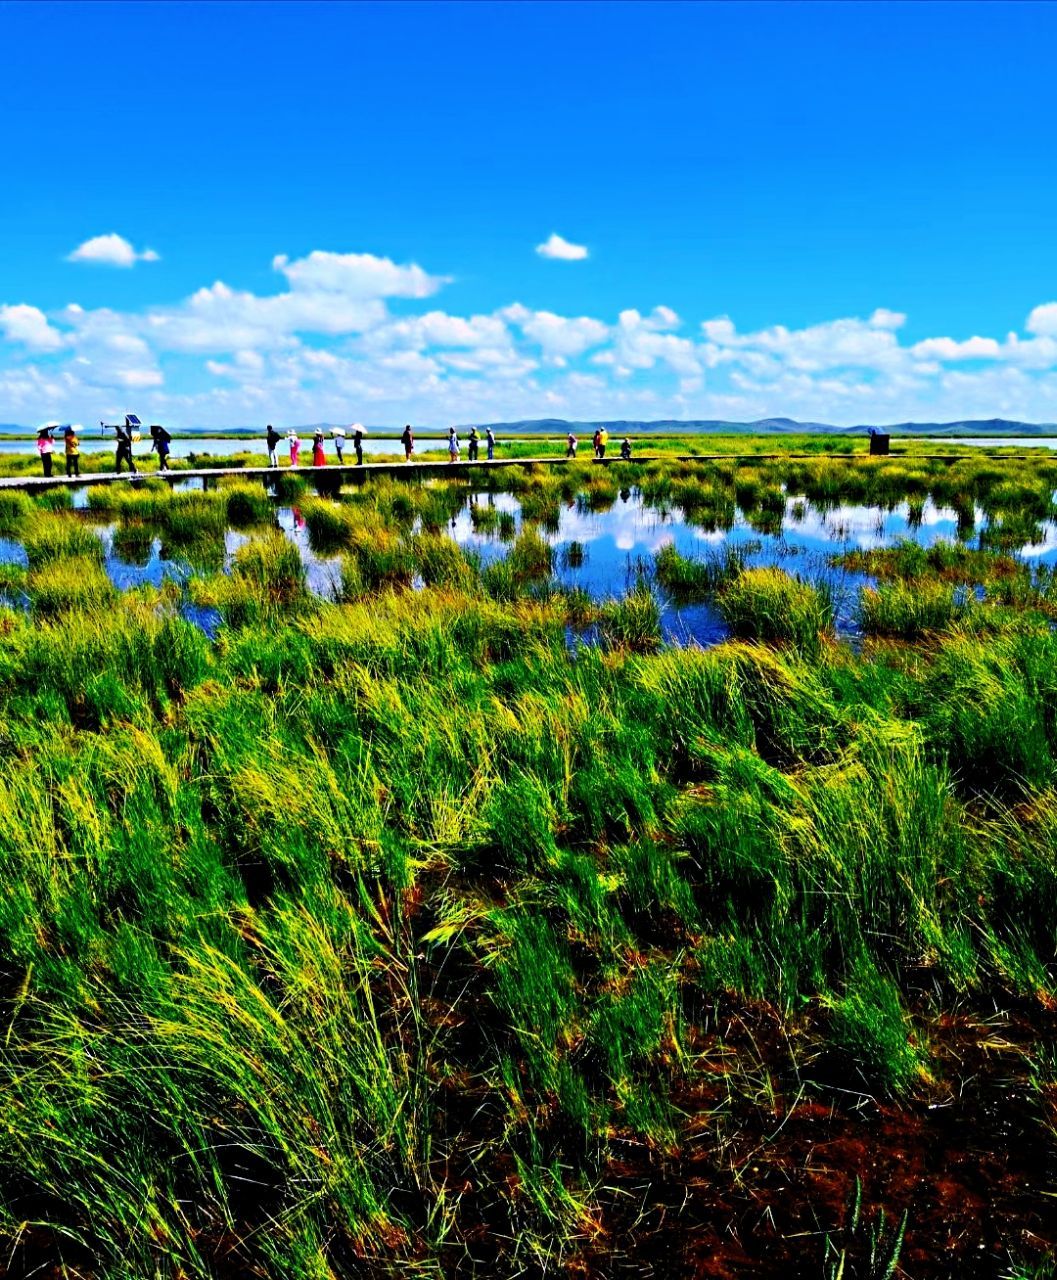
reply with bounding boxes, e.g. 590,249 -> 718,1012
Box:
267,424 -> 368,469
265,422 -> 500,466
444,425 -> 496,463
35,424 -> 80,477
34,417 -> 172,477
109,418 -> 172,474
32,415 -> 631,480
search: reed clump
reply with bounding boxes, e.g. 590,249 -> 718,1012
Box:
719,566 -> 834,654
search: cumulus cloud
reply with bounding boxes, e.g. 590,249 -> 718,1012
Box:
501,304 -> 609,358
16,242 -> 1057,427
700,313 -> 909,375
67,233 -> 160,267
0,304 -> 63,351
273,250 -> 445,298
535,233 -> 588,261
869,308 -> 907,330
911,335 -> 1002,361
364,310 -> 511,353
1026,303 -> 1057,336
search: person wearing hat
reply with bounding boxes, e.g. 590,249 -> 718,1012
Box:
468,426 -> 480,462
311,430 -> 326,467
64,425 -> 81,477
332,426 -> 346,464
36,426 -> 56,477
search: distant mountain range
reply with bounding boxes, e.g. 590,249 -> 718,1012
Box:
3,417 -> 1057,436
462,416 -> 1057,436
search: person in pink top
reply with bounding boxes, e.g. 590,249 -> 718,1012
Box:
36,426 -> 56,477
288,431 -> 301,466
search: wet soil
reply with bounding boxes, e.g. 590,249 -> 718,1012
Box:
574,995 -> 1057,1279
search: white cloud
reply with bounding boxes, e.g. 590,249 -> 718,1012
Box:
647,305 -> 681,331
613,309 -> 702,377
273,250 -> 445,298
535,233 -> 589,261
67,233 -> 160,267
501,304 -> 609,357
364,310 -> 510,353
1026,302 -> 1057,336
145,279 -> 388,353
0,303 -> 63,351
140,252 -> 450,355
16,241 -> 1057,428
700,312 -> 909,375
911,335 -> 1002,361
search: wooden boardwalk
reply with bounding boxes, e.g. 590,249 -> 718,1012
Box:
0,449 -> 1043,492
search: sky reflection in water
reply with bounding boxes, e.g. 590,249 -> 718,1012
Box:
6,485 -> 1054,648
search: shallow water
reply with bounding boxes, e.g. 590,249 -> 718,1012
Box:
918,436 -> 1057,450
10,483 -> 1057,647
445,489 -> 994,642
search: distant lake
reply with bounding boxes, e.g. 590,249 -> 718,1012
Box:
918,436 -> 1057,449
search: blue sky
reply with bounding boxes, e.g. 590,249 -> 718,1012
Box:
3,0 -> 1057,426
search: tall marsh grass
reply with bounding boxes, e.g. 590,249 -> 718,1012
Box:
719,567 -> 834,654
1,454 -> 1056,1274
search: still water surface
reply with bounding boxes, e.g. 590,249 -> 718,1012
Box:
3,486 -> 1054,646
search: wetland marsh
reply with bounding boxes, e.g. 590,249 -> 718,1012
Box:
1,442 -> 1056,1278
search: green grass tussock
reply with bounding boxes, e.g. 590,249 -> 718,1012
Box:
859,579 -> 964,636
719,566 -> 834,654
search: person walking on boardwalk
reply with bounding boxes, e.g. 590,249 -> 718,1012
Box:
64,425 -> 81,477
288,430 -> 301,466
486,426 -> 496,461
332,427 -> 346,463
312,430 -> 326,466
592,428 -> 601,459
401,423 -> 414,461
448,426 -> 460,463
115,417 -> 137,474
36,426 -> 55,477
150,424 -> 172,472
468,426 -> 479,462
566,430 -> 578,459
351,423 -> 365,466
597,427 -> 609,459
266,424 -> 282,467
